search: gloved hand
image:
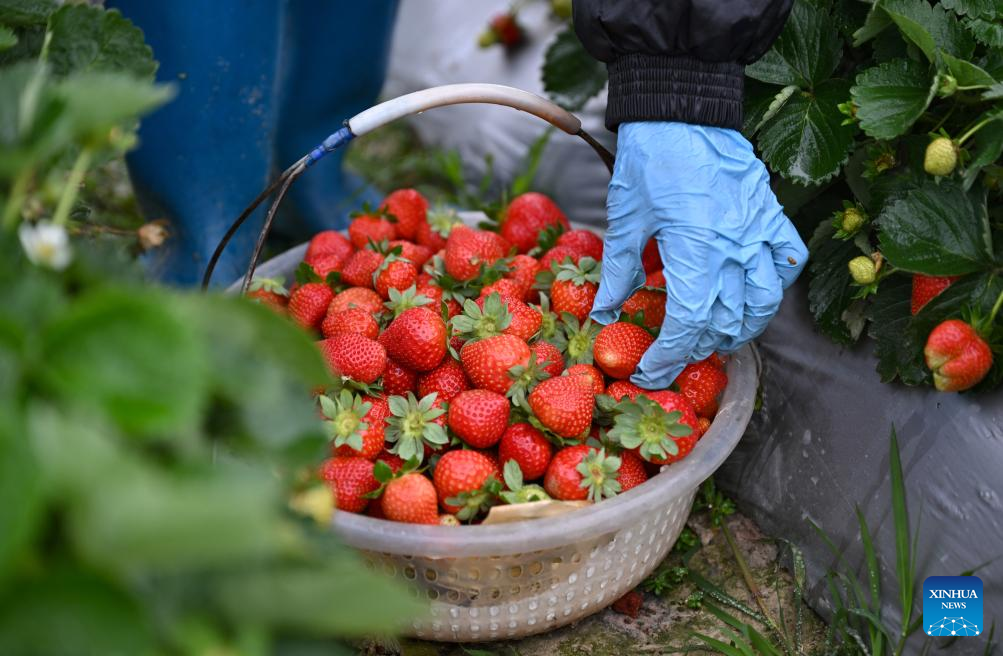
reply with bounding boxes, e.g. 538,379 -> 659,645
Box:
590,122 -> 808,389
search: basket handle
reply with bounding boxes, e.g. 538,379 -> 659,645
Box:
202,84 -> 614,291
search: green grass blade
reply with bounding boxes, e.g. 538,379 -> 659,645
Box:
690,632 -> 751,656
848,607 -> 896,644
688,570 -> 767,622
888,427 -> 914,633
854,505 -> 882,611
984,621 -> 996,656
746,623 -> 785,656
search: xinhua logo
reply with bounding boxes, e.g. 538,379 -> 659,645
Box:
924,576 -> 983,637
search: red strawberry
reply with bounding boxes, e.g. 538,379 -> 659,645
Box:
388,240 -> 433,268
544,445 -> 621,501
610,390 -> 698,465
500,192 -> 569,253
329,286 -> 383,315
617,450 -> 648,492
417,207 -> 460,250
622,288 -> 666,329
479,278 -> 526,304
433,449 -> 501,518
448,389 -> 510,448
288,282 -> 334,331
528,374 -> 594,439
594,322 -> 655,380
698,416 -> 712,436
498,423 -> 552,480
380,188 -> 428,241
555,229 -> 603,261
305,230 -> 353,262
506,254 -> 539,298
376,449 -> 406,473
707,353 -> 727,370
924,319 -> 993,391
341,249 -> 385,289
460,333 -> 531,394
443,226 -> 509,281
247,277 -> 288,311
374,257 -> 418,300
531,340 -> 565,378
417,358 -> 469,402
641,238 -> 661,273
605,380 -> 645,401
322,306 -> 379,340
381,306 -> 447,372
381,472 -> 439,525
911,274 -> 960,315
551,257 -> 600,323
566,363 -> 605,396
505,300 -> 543,342
318,333 -> 387,384
348,213 -> 396,249
304,251 -> 345,278
675,359 -> 728,418
537,246 -> 581,273
645,270 -> 666,288
322,392 -> 388,460
382,359 -> 418,396
319,456 -> 378,513
480,12 -> 524,48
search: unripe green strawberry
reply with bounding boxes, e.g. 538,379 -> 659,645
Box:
848,256 -> 876,285
841,207 -> 866,235
924,137 -> 958,177
937,74 -> 958,98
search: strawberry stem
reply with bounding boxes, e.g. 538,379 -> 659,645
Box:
988,287 -> 1003,327
958,116 -> 993,146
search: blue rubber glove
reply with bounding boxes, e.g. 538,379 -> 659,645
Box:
590,122 -> 808,389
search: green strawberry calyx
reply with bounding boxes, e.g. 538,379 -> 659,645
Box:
363,457 -> 422,499
445,475 -> 503,521
534,293 -> 561,344
575,448 -> 622,502
450,292 -> 512,340
427,205 -> 461,238
506,358 -> 550,409
552,312 -> 600,365
248,276 -> 288,295
552,256 -> 601,286
384,285 -> 432,318
385,392 -> 448,464
608,397 -> 692,461
318,390 -> 372,452
499,460 -> 551,504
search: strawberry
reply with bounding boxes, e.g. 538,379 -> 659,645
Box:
288,282 -> 334,331
388,240 -> 433,268
505,254 -> 539,298
566,363 -> 605,396
555,229 -> 603,261
374,257 -> 419,300
341,249 -> 385,289
594,322 -> 655,380
460,333 -> 531,394
544,445 -> 621,501
381,306 -> 448,372
479,278 -> 525,304
448,389 -> 510,448
531,341 -> 565,378
675,359 -> 728,417
641,238 -> 662,273
417,358 -> 470,403
348,212 -> 396,249
380,188 -> 428,241
499,460 -> 551,504
320,392 -> 388,460
505,300 -> 543,342
528,374 -> 594,439
247,277 -> 288,311
500,192 -> 569,253
305,230 -> 353,262
479,12 -> 524,49
924,137 -> 958,177
382,359 -> 418,396
385,392 -> 449,462
329,286 -> 383,315
537,246 -> 581,273
380,472 -> 439,525
417,206 -> 460,250
617,450 -> 648,492
609,391 -> 698,465
697,416 -> 712,436
911,274 -> 960,315
319,456 -> 378,513
645,270 -> 666,288
439,514 -> 460,526
443,225 -> 509,281
452,294 -> 513,341
376,449 -> 405,473
924,319 -> 993,391
321,306 -> 379,340
605,380 -> 645,401
551,257 -> 600,323
318,333 -> 387,384
622,288 -> 666,329
498,422 -> 552,480
706,353 -> 726,370
304,251 -> 345,278
433,450 -> 501,519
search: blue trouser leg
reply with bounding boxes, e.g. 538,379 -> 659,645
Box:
275,1 -> 399,233
107,0 -> 282,286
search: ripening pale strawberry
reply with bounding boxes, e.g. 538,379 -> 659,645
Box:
341,249 -> 385,289
498,422 -> 553,480
380,306 -> 448,372
460,333 -> 532,394
448,389 -> 510,448
594,322 -> 655,380
622,288 -> 666,329
911,274 -> 960,315
380,188 -> 428,241
675,359 -> 728,418
321,306 -> 380,340
528,374 -> 594,439
318,333 -> 387,384
348,212 -> 396,249
319,456 -> 378,513
555,229 -> 603,261
924,319 -> 993,392
433,449 -> 501,518
305,230 -> 353,263
443,226 -> 509,281
500,192 -> 569,253
417,358 -> 470,402
566,363 -> 605,396
374,257 -> 419,300
328,286 -> 383,315
382,472 -> 439,525
288,282 -> 334,331
531,340 -> 565,378
544,445 -> 621,502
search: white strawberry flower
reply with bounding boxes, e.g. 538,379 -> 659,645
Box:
18,221 -> 72,271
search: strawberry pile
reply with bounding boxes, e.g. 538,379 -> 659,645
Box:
251,189 -> 728,525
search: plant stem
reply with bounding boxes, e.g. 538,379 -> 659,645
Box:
51,147 -> 92,227
2,167 -> 32,230
988,288 -> 1003,327
958,116 -> 997,146
720,519 -> 787,648
956,85 -> 990,91
929,104 -> 956,134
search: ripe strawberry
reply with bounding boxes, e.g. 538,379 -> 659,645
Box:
443,226 -> 509,281
479,12 -> 524,48
319,456 -> 378,513
305,230 -> 353,262
675,359 -> 728,418
500,192 -> 569,253
376,449 -> 405,473
706,353 -> 726,370
381,306 -> 448,372
479,278 -> 525,303
606,380 -> 645,401
460,333 -> 531,394
381,472 -> 439,525
434,450 -> 501,518
385,392 -> 449,462
505,299 -> 543,342
555,229 -> 603,261
610,391 -> 699,465
417,358 -> 470,403
304,251 -> 345,278
321,306 -> 379,340
321,392 -> 388,460
531,340 -> 565,378
348,212 -> 396,249
594,322 -> 655,380
380,188 -> 428,241
551,257 -> 600,323
318,333 -> 387,384
448,389 -> 510,448
498,423 -> 552,480
617,450 -> 648,492
528,374 -> 594,439
924,319 -> 993,391
911,274 -> 960,315
247,277 -> 288,311
417,206 -> 460,250
388,240 -> 433,268
641,238 -> 662,273
537,246 -> 580,274
544,445 -> 621,501
288,282 -> 334,330
645,270 -> 666,288
382,359 -> 418,396
697,416 -> 712,436
341,249 -> 385,289
622,288 -> 666,329
329,286 -> 383,315
374,257 -> 418,300
566,363 -> 605,396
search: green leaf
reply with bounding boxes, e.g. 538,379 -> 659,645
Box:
985,81 -> 1003,99
47,4 -> 156,79
877,181 -> 993,275
56,72 -> 175,143
746,0 -> 843,87
941,51 -> 997,87
853,3 -> 894,46
941,0 -> 1000,19
867,275 -> 926,384
0,419 -> 42,583
880,0 -> 974,61
808,220 -> 864,345
542,26 -> 607,111
0,25 -> 17,51
758,79 -> 856,185
0,0 -> 56,26
851,59 -> 937,140
965,17 -> 1003,47
888,427 -> 914,631
39,289 -> 208,435
962,119 -> 1003,190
